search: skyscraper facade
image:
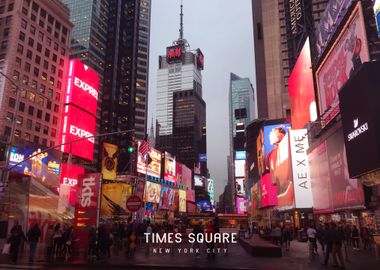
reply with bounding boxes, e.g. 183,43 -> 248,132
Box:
0,0 -> 72,146
252,0 -> 328,119
102,0 -> 151,172
155,4 -> 206,174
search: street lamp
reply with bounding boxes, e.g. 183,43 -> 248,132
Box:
0,70 -> 21,192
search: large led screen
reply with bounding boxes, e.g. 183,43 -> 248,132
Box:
101,183 -> 132,216
179,190 -> 186,212
144,181 -> 162,204
137,142 -> 161,178
164,152 -> 176,182
316,3 -> 369,125
260,173 -> 278,208
235,178 -> 245,197
58,163 -> 85,208
65,59 -> 99,116
236,197 -> 247,214
194,175 -> 205,187
234,159 -> 245,178
159,186 -> 175,210
60,105 -> 96,161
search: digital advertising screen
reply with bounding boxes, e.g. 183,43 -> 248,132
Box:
164,152 -> 176,182
235,151 -> 246,160
9,145 -> 61,190
236,196 -> 247,214
166,45 -> 182,63
60,105 -> 96,161
159,186 -> 175,210
194,175 -> 205,187
58,163 -> 85,209
137,142 -> 161,178
65,59 -> 99,116
207,178 -> 215,204
179,190 -> 186,212
197,200 -> 212,212
101,142 -> 118,180
260,173 -> 278,208
144,181 -> 162,204
101,183 -> 132,217
235,178 -> 245,197
234,159 -> 245,178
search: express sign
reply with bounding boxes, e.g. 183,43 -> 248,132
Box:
60,105 -> 96,161
59,163 -> 85,206
65,59 -> 99,116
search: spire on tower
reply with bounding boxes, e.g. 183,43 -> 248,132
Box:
179,0 -> 184,40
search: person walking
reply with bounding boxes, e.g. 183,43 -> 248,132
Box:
361,226 -> 371,250
316,223 -> 325,252
351,225 -> 360,250
282,225 -> 291,251
272,224 -> 282,246
322,223 -> 333,266
307,223 -> 318,256
331,222 -> 345,269
45,225 -> 54,262
8,221 -> 27,264
53,223 -> 63,257
26,223 -> 41,263
88,226 -> 97,259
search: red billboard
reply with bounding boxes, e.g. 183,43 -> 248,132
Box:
65,59 -> 99,116
260,174 -> 278,208
175,162 -> 192,189
60,105 -> 96,161
288,38 -> 316,129
58,163 -> 85,208
74,173 -> 101,249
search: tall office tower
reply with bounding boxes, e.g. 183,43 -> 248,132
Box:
228,73 -> 256,213
252,0 -> 328,119
102,0 -> 151,172
155,4 -> 206,174
0,0 -> 72,146
62,0 -> 108,162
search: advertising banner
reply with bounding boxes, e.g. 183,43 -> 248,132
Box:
309,142 -> 333,213
235,151 -> 246,160
159,186 -> 175,210
65,59 -> 99,116
9,145 -> 61,190
236,197 -> 247,214
74,173 -> 101,249
288,38 -> 317,129
143,181 -> 161,204
235,178 -> 245,197
316,3 -> 369,125
194,175 -> 205,187
175,163 -> 192,189
339,62 -> 380,180
58,163 -> 85,211
60,105 -> 96,161
134,180 -> 145,199
172,189 -> 179,211
179,190 -> 186,212
101,143 -> 118,180
260,174 -> 278,207
197,200 -> 212,212
289,129 -> 313,209
137,143 -> 161,178
326,129 -> 364,210
207,178 -> 215,205
272,133 -> 294,210
234,159 -> 245,178
257,129 -> 265,177
101,183 -> 132,216
164,152 -> 176,182
263,123 -> 291,174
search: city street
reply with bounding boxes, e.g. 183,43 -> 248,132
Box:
0,239 -> 379,270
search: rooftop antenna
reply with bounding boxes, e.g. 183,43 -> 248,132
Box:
174,0 -> 190,49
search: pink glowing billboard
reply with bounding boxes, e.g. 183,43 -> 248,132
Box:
260,174 -> 278,207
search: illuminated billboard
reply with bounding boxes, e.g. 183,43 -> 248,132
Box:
9,145 -> 61,189
196,48 -> 204,70
197,200 -> 212,212
316,3 -> 369,125
235,151 -> 246,160
235,178 -> 245,197
101,142 -> 118,180
236,197 -> 247,214
194,175 -> 205,187
144,181 -> 161,204
260,174 -> 278,208
288,38 -> 317,129
179,190 -> 186,212
137,142 -> 161,178
58,163 -> 85,208
65,59 -> 99,116
60,105 -> 96,161
101,183 -> 132,216
175,162 -> 192,189
159,186 -> 175,210
164,152 -> 176,182
234,159 -> 245,178
166,45 -> 182,63
207,178 -> 215,204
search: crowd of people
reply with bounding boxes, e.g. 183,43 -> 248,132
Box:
256,221 -> 375,269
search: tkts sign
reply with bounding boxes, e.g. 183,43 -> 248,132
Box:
74,173 -> 101,249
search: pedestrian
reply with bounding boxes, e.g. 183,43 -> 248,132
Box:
331,222 -> 345,269
53,223 -> 63,257
361,226 -> 371,250
316,223 -> 325,252
351,225 -> 360,250
45,225 -> 54,262
205,221 -> 215,259
88,226 -> 97,259
192,222 -> 203,258
322,223 -> 333,266
8,221 -> 27,264
272,224 -> 282,246
282,225 -> 291,251
27,223 -> 41,263
307,223 -> 318,256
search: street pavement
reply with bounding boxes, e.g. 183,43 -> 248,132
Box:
0,237 -> 379,269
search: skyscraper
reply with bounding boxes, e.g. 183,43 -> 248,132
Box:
252,0 -> 328,119
228,73 -> 256,213
62,0 -> 108,162
101,0 -> 151,172
155,4 -> 206,174
0,0 -> 72,147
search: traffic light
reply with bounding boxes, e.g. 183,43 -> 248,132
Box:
127,135 -> 136,153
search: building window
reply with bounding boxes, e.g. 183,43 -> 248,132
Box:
30,25 -> 36,35
4,126 -> 11,136
1,40 -> 8,49
43,125 -> 48,135
22,75 -> 28,85
52,54 -> 57,62
24,62 -> 31,72
35,55 -> 41,65
48,88 -> 53,98
33,136 -> 39,144
28,105 -> 34,115
17,44 -> 23,54
33,67 -> 39,77
16,115 -> 23,125
38,96 -> 44,106
44,48 -> 50,58
42,138 -> 47,146
43,60 -> 48,69
51,128 -> 56,137
38,31 -> 43,42
26,119 -> 32,129
35,122 -> 41,132
3,28 -> 10,38
24,132 -> 31,142
19,31 -> 26,41
31,80 -> 37,89
37,109 -> 42,119
26,50 -> 32,59
13,70 -> 19,81
54,104 -> 59,113
29,92 -> 35,102
46,100 -> 51,110
15,57 -> 22,68
19,102 -> 25,112
20,89 -> 27,98
37,43 -> 42,52
52,116 -> 58,125
39,84 -> 45,94
14,130 -> 21,138
28,37 -> 34,47
6,112 -> 13,121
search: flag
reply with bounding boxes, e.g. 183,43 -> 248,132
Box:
139,140 -> 150,156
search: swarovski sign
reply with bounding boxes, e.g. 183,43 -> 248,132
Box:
347,119 -> 369,142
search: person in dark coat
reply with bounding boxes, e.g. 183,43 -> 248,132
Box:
27,223 -> 41,263
322,223 -> 333,266
8,221 -> 27,264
